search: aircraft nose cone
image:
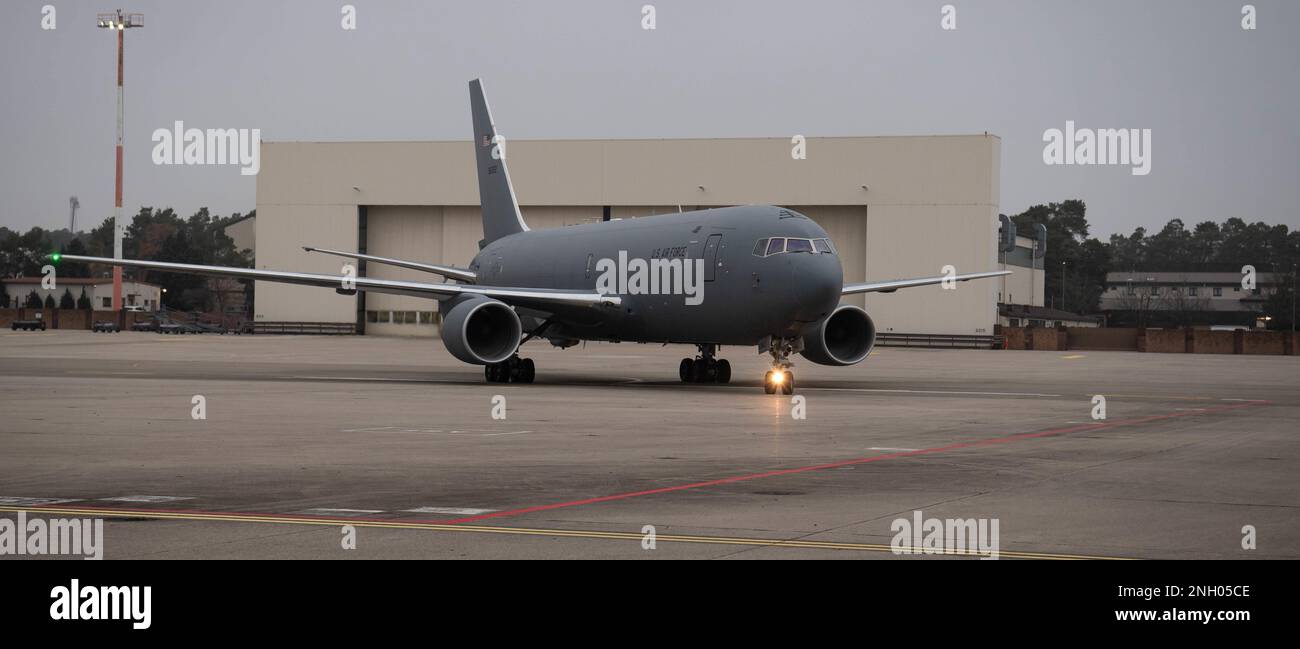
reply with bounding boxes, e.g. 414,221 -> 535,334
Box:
793,255 -> 842,320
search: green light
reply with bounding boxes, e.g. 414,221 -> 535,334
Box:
50,253 -> 61,262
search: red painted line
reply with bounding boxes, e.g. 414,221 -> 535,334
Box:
434,400 -> 1268,525
9,401 -> 1267,527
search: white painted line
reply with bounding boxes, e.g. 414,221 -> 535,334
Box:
808,387 -> 1061,398
0,497 -> 82,507
868,447 -> 920,452
404,507 -> 497,516
293,376 -> 433,383
100,495 -> 194,503
295,508 -> 383,516
342,427 -> 532,436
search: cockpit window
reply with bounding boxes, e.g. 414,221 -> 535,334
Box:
756,236 -> 837,257
786,238 -> 814,253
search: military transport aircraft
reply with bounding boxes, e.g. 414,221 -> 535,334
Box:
56,79 -> 1008,394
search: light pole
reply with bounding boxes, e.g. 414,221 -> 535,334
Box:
1060,260 -> 1066,312
97,10 -> 143,311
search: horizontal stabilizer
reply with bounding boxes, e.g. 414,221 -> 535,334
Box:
302,246 -> 477,283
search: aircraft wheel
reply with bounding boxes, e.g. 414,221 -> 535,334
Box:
485,364 -> 495,382
692,359 -> 709,383
516,358 -> 535,383
763,370 -> 776,394
679,358 -> 693,382
780,371 -> 794,395
716,359 -> 731,384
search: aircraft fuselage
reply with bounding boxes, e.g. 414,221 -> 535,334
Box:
472,205 -> 843,346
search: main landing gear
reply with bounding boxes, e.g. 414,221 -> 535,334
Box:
485,319 -> 552,384
762,338 -> 796,395
680,344 -> 731,384
485,355 -> 535,383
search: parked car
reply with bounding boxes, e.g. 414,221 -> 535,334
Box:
131,319 -> 160,332
157,323 -> 200,334
11,318 -> 47,331
92,320 -> 121,333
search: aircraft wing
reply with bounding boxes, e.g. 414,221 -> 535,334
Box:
302,246 -> 477,283
842,270 -> 1010,295
53,255 -> 619,309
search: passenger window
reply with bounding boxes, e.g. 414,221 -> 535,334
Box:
814,238 -> 836,254
752,238 -> 769,256
786,238 -> 813,253
766,238 -> 785,255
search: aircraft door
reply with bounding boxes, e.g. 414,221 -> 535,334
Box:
703,233 -> 722,281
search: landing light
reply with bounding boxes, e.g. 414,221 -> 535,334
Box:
770,371 -> 785,384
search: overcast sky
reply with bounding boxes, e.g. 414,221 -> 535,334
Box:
3,0 -> 1297,237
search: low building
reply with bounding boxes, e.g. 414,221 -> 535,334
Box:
1101,271 -> 1287,328
996,234 -> 1045,308
999,303 -> 1102,329
1,277 -> 162,311
224,214 -> 256,257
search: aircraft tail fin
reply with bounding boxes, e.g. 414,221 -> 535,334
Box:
469,79 -> 528,246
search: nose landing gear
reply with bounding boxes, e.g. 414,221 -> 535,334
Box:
679,344 -> 731,384
761,337 -> 798,394
764,368 -> 793,395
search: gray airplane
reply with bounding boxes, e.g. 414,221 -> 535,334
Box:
56,79 -> 1008,394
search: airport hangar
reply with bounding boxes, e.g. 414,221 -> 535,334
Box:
252,134 -> 1031,337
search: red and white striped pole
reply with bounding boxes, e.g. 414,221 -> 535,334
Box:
112,15 -> 124,311
99,10 -> 142,311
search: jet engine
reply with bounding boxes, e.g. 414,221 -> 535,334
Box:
799,305 -> 876,366
440,296 -> 522,365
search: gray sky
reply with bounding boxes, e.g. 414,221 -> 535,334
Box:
3,0 -> 1297,237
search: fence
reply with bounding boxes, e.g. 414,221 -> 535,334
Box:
999,326 -> 1296,356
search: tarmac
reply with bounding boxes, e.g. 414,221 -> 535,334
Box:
1,329 -> 1296,559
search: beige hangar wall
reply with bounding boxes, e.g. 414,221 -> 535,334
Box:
255,136 -> 1001,336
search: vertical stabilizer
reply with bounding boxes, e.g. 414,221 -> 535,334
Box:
469,79 -> 528,245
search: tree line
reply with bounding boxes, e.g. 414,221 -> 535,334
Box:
1,207 -> 254,312
1007,201 -> 1299,329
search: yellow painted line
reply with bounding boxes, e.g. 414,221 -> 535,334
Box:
0,505 -> 1131,560
1060,354 -> 1086,360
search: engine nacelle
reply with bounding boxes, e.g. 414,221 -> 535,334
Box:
440,296 -> 522,365
799,305 -> 876,366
